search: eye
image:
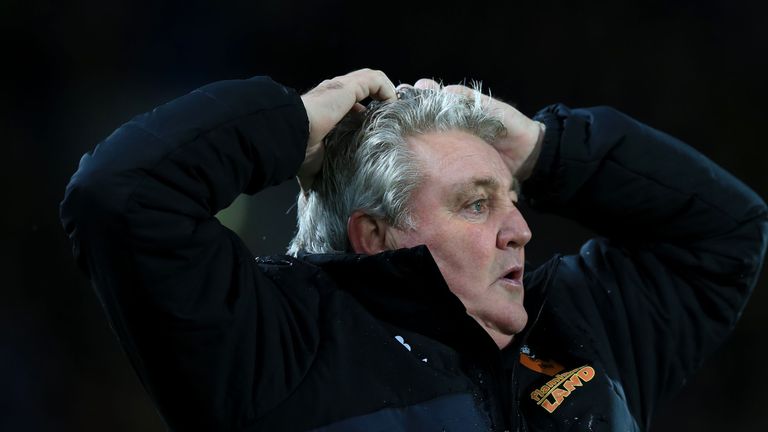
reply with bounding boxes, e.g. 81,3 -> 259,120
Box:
468,199 -> 488,214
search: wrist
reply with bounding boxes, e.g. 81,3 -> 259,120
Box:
516,121 -> 546,181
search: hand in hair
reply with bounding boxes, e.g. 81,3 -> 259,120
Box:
400,79 -> 544,181
299,69 -> 398,192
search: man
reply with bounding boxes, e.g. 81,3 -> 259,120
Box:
60,69 -> 767,431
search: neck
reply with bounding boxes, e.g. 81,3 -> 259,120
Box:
475,319 -> 514,349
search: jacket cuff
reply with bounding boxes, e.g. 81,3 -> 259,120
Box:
522,104 -> 566,209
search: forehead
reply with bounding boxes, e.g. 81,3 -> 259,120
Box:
407,130 -> 515,194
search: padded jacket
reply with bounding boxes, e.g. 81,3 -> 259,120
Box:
60,76 -> 768,431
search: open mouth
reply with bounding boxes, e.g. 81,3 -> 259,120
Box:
501,267 -> 523,285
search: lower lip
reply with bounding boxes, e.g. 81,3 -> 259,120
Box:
498,277 -> 523,289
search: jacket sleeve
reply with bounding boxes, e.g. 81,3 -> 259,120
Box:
524,104 -> 768,426
59,77 -> 319,430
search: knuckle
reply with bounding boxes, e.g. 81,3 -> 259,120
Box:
321,79 -> 344,90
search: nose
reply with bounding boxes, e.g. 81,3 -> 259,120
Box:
496,206 -> 532,249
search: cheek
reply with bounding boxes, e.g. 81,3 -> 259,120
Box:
451,224 -> 496,261
391,228 -> 428,250
422,216 -> 495,259
427,227 -> 496,286
402,212 -> 497,284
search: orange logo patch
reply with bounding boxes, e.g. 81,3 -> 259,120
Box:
529,365 -> 596,413
520,353 -> 565,376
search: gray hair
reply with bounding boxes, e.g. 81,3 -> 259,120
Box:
287,85 -> 507,255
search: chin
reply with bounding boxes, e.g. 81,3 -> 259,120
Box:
500,304 -> 529,335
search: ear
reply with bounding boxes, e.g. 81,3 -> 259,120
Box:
347,210 -> 396,255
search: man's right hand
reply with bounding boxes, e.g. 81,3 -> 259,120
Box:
298,69 -> 398,193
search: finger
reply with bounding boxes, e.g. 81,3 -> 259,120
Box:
368,70 -> 398,102
443,84 -> 496,107
414,78 -> 441,90
443,84 -> 478,97
396,83 -> 414,91
346,68 -> 397,103
351,102 -> 366,113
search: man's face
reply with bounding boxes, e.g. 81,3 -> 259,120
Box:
390,130 -> 532,345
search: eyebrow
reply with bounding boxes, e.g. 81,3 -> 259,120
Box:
454,176 -> 519,194
451,176 -> 520,204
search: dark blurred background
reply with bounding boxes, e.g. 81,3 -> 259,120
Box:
2,0 -> 767,430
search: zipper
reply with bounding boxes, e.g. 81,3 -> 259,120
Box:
506,255 -> 562,431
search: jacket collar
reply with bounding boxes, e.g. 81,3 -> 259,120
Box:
300,245 -> 550,359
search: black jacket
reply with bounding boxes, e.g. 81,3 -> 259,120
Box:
60,76 -> 768,431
